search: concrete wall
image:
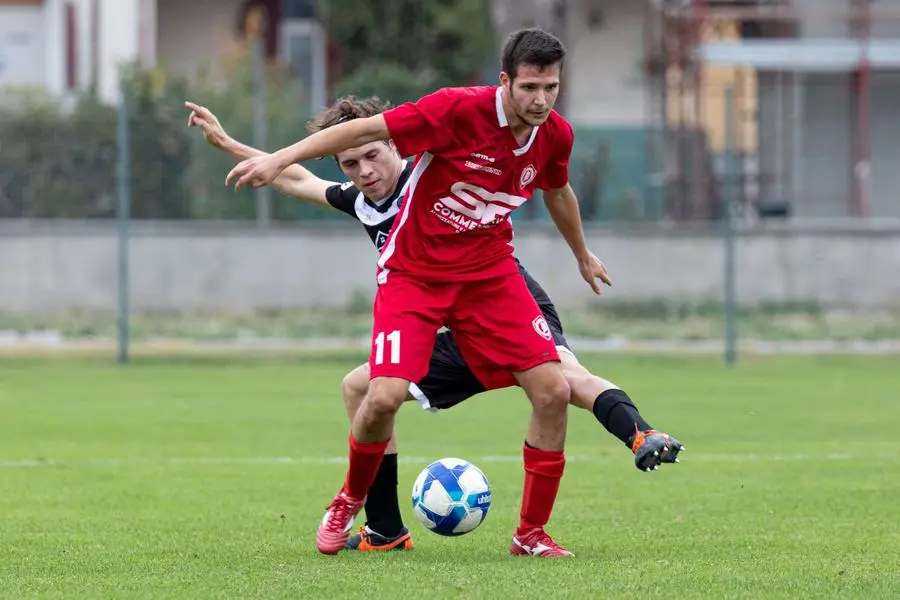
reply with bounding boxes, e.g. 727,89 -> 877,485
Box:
156,0 -> 245,81
0,0 -> 237,103
757,72 -> 900,218
0,0 -> 146,104
565,0 -> 646,127
95,0 -> 141,103
0,3 -> 45,88
868,72 -> 900,219
1,221 -> 898,313
792,0 -> 900,39
560,0 -> 649,217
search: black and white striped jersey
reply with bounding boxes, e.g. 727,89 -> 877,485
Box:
325,161 -> 413,252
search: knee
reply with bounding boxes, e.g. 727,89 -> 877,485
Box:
530,374 -> 571,414
365,379 -> 408,416
560,357 -> 617,409
341,366 -> 369,413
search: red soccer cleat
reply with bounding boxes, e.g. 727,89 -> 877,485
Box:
510,527 -> 575,557
316,489 -> 366,555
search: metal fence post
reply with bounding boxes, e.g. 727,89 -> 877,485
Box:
251,32 -> 271,227
723,87 -> 737,366
116,75 -> 131,364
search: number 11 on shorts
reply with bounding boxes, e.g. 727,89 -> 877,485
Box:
374,330 -> 401,365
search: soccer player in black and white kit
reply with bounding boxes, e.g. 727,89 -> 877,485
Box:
186,96 -> 684,551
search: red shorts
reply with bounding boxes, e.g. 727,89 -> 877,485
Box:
368,271 -> 560,389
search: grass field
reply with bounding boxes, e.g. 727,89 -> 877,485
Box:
5,302 -> 900,343
1,353 -> 898,599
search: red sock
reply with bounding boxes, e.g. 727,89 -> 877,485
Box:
518,443 -> 566,534
343,431 -> 389,500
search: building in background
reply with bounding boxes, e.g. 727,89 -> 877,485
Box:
0,0 -> 324,107
3,0 -> 898,220
495,0 -> 900,221
1,0 -> 642,122
650,0 -> 900,220
0,0 -> 85,97
489,0 -> 650,219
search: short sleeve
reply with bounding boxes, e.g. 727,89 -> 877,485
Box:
325,182 -> 359,218
382,88 -> 463,158
542,119 -> 574,190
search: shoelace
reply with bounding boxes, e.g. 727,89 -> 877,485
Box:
324,496 -> 356,530
523,528 -> 559,551
631,428 -> 667,453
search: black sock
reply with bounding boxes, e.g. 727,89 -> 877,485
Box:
363,453 -> 404,537
591,389 -> 652,448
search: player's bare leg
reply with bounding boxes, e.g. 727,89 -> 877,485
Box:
518,362 -> 569,450
510,361 -> 574,557
339,365 -> 413,551
317,376 -> 408,554
342,365 -> 398,454
351,376 -> 408,442
559,351 -> 684,471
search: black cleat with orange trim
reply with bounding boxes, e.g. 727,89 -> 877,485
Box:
345,526 -> 414,552
629,428 -> 685,472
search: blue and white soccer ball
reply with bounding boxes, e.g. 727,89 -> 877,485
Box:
411,457 -> 492,536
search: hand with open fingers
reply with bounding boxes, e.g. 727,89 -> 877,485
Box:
225,154 -> 284,190
184,101 -> 229,149
578,252 -> 612,295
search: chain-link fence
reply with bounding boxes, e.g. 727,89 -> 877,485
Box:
1,0 -> 899,361
0,66 -> 646,226
0,58 -> 346,223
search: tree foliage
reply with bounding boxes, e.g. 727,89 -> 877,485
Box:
316,0 -> 496,103
0,72 -> 191,219
0,2 -> 498,219
0,54 -> 344,220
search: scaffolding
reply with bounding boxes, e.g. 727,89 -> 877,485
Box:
644,0 -> 900,221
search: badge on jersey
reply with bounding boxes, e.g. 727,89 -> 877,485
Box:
374,230 -> 390,251
519,164 -> 537,190
532,315 -> 552,341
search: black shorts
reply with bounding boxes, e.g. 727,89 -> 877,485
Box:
409,273 -> 570,412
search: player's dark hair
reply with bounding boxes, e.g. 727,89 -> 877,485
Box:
306,95 -> 392,134
501,28 -> 566,80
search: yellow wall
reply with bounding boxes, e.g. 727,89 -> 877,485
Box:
666,20 -> 758,153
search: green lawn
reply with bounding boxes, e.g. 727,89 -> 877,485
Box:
1,354 -> 898,599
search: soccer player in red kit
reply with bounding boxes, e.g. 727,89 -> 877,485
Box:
227,28 -> 610,557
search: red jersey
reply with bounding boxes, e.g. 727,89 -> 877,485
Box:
378,86 -> 574,282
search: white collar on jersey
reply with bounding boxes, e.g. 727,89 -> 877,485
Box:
352,160 -> 411,227
371,159 -> 409,206
495,87 -> 539,156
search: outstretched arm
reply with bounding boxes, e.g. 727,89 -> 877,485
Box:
223,115 -> 390,191
185,101 -> 336,208
543,183 -> 612,295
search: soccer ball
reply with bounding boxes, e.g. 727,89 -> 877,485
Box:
411,457 -> 492,536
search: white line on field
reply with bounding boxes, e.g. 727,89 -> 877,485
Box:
0,452 -> 867,469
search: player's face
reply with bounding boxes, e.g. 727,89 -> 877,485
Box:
502,63 -> 561,127
336,141 -> 402,201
